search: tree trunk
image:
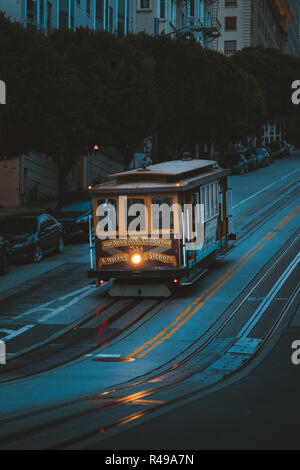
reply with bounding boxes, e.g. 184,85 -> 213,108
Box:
123,148 -> 133,170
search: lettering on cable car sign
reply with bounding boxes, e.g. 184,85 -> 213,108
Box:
98,251 -> 177,267
146,252 -> 177,266
102,237 -> 172,249
99,253 -> 129,267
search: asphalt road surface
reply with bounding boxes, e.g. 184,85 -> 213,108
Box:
0,152 -> 299,450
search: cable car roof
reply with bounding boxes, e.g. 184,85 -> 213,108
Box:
90,159 -> 230,195
110,159 -> 217,178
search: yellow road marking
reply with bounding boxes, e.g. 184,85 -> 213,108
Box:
129,206 -> 299,359
137,245 -> 264,358
128,243 -> 261,358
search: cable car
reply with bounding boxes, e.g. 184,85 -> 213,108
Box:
88,158 -> 235,297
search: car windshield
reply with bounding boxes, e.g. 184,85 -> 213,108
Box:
0,217 -> 37,234
54,200 -> 91,213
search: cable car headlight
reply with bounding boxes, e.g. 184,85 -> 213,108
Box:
131,253 -> 142,265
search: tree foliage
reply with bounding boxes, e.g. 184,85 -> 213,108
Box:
231,46 -> 300,121
1,13 -> 300,192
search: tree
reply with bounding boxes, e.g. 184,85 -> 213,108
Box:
50,28 -> 158,171
231,46 -> 300,122
127,34 -> 266,160
0,12 -> 54,160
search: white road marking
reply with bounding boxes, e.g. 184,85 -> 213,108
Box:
233,167 -> 300,209
14,286 -> 93,320
237,252 -> 300,338
235,183 -> 300,231
0,325 -> 34,342
37,288 -> 93,323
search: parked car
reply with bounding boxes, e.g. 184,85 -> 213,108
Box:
219,153 -> 249,175
0,214 -> 63,263
251,147 -> 270,167
48,192 -> 93,240
244,150 -> 259,171
281,141 -> 290,157
263,146 -> 274,163
267,141 -> 284,159
0,235 -> 11,275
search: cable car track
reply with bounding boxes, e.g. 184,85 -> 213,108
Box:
0,225 -> 298,449
0,177 -> 298,383
0,297 -> 169,384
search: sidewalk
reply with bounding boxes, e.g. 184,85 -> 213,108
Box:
0,200 -> 51,219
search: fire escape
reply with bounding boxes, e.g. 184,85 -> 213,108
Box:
178,0 -> 221,43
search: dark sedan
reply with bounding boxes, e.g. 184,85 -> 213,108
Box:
0,214 -> 63,263
219,153 -> 248,175
267,141 -> 284,159
48,192 -> 93,241
244,150 -> 259,171
0,235 -> 10,275
252,147 -> 271,167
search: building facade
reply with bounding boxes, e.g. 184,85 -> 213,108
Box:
213,0 -> 293,55
0,0 -> 130,35
130,0 -> 221,47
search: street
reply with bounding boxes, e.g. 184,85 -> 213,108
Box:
0,151 -> 299,449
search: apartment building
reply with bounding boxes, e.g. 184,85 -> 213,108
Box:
214,0 -> 292,56
0,0 -> 130,34
130,0 -> 221,47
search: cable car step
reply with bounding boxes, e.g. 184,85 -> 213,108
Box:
181,269 -> 208,286
109,282 -> 171,298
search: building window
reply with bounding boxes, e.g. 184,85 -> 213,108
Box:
225,0 -> 237,6
190,0 -> 194,16
224,40 -> 237,55
160,0 -> 165,19
86,0 -> 90,15
47,1 -> 52,31
27,0 -> 37,21
109,6 -> 113,32
59,11 -> 68,28
96,0 -> 104,29
225,16 -> 237,31
139,0 -> 150,9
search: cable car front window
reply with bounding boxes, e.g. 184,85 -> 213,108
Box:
96,198 -> 118,237
126,198 -> 147,234
151,197 -> 174,234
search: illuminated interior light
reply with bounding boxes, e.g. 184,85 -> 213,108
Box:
176,183 -> 180,187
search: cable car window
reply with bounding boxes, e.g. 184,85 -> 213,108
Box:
210,184 -> 214,217
151,197 -> 174,232
127,198 -> 146,233
97,198 -> 118,232
214,183 -> 219,214
205,186 -> 209,219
